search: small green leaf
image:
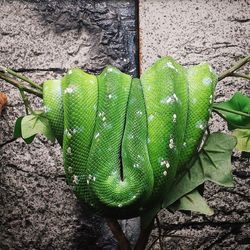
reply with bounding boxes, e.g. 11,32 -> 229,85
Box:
21,112 -> 55,142
213,92 -> 250,130
163,132 -> 236,208
233,129 -> 250,152
169,189 -> 214,216
14,117 -> 23,138
13,117 -> 35,144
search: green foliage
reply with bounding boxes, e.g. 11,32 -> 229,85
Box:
14,117 -> 35,144
141,132 -> 236,227
169,189 -> 214,215
213,92 -> 250,153
213,92 -> 250,130
163,132 -> 236,208
14,111 -> 55,143
233,129 -> 250,152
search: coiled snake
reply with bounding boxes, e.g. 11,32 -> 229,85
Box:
43,57 -> 217,219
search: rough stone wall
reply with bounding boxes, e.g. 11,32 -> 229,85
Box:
1,0 -> 250,249
139,0 -> 250,249
0,1 -> 138,249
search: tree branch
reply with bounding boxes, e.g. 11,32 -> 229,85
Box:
0,66 -> 42,91
230,72 -> 250,81
156,215 -> 163,250
19,89 -> 32,114
134,218 -> 155,250
0,73 -> 43,98
0,138 -> 17,148
218,54 -> 250,81
106,218 -> 132,250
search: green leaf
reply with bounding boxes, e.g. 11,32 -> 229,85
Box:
21,112 -> 55,142
163,132 -> 236,208
233,129 -> 250,152
13,117 -> 35,144
213,92 -> 250,130
169,189 -> 214,216
14,117 -> 23,138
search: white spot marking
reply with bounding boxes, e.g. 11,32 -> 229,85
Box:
196,121 -> 207,130
128,134 -> 134,140
161,94 -> 178,105
173,94 -> 178,101
183,142 -> 187,147
64,86 -> 75,94
173,114 -> 177,123
108,94 -> 112,99
68,70 -> 73,75
118,204 -> 122,208
203,77 -> 212,85
161,160 -> 170,168
192,98 -> 197,104
43,106 -> 49,113
169,139 -> 174,149
209,95 -> 213,104
136,110 -> 143,116
98,111 -> 105,117
163,171 -> 168,176
133,163 -> 140,168
87,179 -> 90,185
166,62 -> 177,71
107,67 -> 114,72
133,195 -> 136,199
67,147 -> 72,155
148,114 -> 154,122
68,166 -> 73,173
72,175 -> 78,184
66,130 -> 72,139
95,132 -> 100,139
209,65 -> 213,73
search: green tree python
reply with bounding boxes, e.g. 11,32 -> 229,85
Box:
43,56 -> 217,219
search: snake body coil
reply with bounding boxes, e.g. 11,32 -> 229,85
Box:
43,57 -> 217,218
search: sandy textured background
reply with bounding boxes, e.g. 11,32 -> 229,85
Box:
0,0 -> 249,249
139,0 -> 249,249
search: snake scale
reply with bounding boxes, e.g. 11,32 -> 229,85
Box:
43,57 -> 217,218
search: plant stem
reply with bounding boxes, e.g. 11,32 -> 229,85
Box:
0,66 -> 42,91
0,73 -> 43,98
106,218 -> 132,250
213,104 -> 250,117
134,218 -> 154,250
19,89 -> 32,114
230,72 -> 250,81
156,216 -> 163,250
218,54 -> 250,81
0,137 -> 17,148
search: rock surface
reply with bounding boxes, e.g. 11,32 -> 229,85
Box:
1,0 -> 250,249
139,0 -> 249,249
0,1 -> 138,249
